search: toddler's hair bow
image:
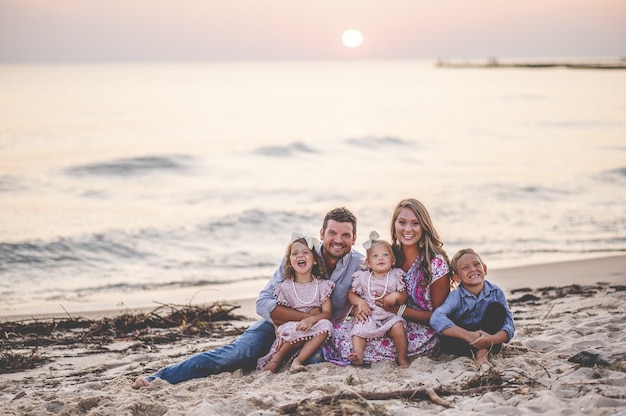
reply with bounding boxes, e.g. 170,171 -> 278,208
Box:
291,232 -> 319,250
362,230 -> 380,250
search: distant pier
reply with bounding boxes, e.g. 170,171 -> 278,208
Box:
436,57 -> 626,70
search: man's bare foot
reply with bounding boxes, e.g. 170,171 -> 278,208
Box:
263,359 -> 282,373
348,352 -> 364,366
396,356 -> 411,369
133,377 -> 150,389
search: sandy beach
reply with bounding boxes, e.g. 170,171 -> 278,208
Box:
1,255 -> 625,415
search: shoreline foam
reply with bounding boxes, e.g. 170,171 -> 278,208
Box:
2,254 -> 624,322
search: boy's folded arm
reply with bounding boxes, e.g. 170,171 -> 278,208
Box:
441,325 -> 477,343
429,294 -> 458,333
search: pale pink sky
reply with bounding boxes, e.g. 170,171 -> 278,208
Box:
1,0 -> 625,62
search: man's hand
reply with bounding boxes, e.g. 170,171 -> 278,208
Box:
307,307 -> 322,316
353,300 -> 371,322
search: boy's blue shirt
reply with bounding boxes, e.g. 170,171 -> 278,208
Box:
430,280 -> 515,342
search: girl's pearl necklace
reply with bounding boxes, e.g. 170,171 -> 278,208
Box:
292,278 -> 318,305
368,271 -> 389,300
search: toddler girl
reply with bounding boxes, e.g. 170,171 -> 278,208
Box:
348,231 -> 410,368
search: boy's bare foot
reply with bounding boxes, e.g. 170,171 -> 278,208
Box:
132,377 -> 150,389
348,352 -> 364,366
263,359 -> 282,373
475,355 -> 493,372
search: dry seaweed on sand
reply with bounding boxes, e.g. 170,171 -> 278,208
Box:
0,351 -> 50,373
276,375 -> 530,415
276,387 -> 453,415
0,301 -> 248,373
509,283 -> 609,305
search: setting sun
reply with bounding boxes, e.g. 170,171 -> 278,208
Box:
341,29 -> 363,48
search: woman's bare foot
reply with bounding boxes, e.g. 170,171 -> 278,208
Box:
348,352 -> 364,366
396,356 -> 411,369
132,377 -> 150,389
263,359 -> 282,373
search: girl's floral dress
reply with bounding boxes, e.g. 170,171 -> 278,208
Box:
322,254 -> 449,365
257,278 -> 334,369
350,268 -> 406,339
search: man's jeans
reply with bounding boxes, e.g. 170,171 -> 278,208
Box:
149,319 -> 276,384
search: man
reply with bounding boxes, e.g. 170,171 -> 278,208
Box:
134,207 -> 363,387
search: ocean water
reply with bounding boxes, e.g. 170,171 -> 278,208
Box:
1,60 -> 625,316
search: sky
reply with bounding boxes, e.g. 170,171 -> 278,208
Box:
1,0 -> 625,62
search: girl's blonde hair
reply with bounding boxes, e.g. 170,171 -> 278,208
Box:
362,239 -> 396,271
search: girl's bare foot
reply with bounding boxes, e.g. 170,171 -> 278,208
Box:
289,361 -> 307,372
132,377 -> 150,389
263,359 -> 282,373
348,352 -> 364,366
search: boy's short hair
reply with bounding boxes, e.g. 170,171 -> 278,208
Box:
450,248 -> 483,274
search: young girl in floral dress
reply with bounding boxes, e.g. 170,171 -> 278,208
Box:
256,233 -> 335,372
348,231 -> 410,368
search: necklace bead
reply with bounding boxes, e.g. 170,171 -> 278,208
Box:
367,271 -> 390,300
292,278 -> 318,305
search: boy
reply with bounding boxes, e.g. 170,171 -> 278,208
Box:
430,248 -> 514,366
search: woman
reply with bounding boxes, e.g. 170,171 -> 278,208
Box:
323,198 -> 451,365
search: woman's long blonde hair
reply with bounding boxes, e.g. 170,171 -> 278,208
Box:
390,198 -> 449,286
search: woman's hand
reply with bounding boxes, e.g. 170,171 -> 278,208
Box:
382,292 -> 401,309
374,293 -> 400,313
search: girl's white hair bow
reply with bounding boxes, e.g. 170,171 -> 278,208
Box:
291,232 -> 319,250
362,230 -> 380,250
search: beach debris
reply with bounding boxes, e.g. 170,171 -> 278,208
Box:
569,351 -> 611,367
275,374 -> 532,415
509,294 -> 540,304
0,351 -> 49,374
568,350 -> 626,372
510,284 -> 605,305
0,301 -> 248,373
276,386 -> 453,414
461,366 -> 503,389
10,390 -> 27,402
